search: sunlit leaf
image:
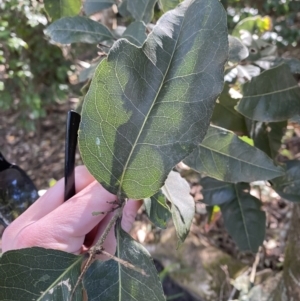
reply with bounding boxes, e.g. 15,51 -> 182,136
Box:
161,171 -> 195,244
236,64 -> 300,122
271,160 -> 300,202
44,0 -> 81,21
127,0 -> 157,24
45,16 -> 114,44
0,248 -> 84,300
159,0 -> 182,12
122,21 -> 147,46
78,0 -> 228,199
144,191 -> 171,229
84,0 -> 115,16
184,125 -> 284,183
84,222 -> 165,300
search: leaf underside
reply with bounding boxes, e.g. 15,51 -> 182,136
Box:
79,0 -> 228,199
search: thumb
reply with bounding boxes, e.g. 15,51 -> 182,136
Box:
121,199 -> 142,232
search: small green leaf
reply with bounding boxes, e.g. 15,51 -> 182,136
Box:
159,0 -> 182,12
161,171 -> 195,245
184,125 -> 284,183
84,0 -> 115,16
78,0 -> 228,199
0,248 -> 84,300
211,84 -> 247,134
249,121 -> 287,160
271,160 -> 300,202
127,0 -> 157,23
44,0 -> 81,21
236,64 -> 300,122
228,35 -> 249,63
122,21 -> 147,46
144,191 -> 171,229
220,184 -> 266,253
45,16 -> 114,44
84,222 -> 165,301
200,177 -> 235,206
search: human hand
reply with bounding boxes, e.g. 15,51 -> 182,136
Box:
2,165 -> 141,256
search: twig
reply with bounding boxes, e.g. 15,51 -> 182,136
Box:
100,249 -> 148,276
70,199 -> 126,301
250,247 -> 261,286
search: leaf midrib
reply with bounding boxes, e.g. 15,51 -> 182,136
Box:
118,5 -> 187,196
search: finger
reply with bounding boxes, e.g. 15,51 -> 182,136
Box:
3,181 -> 116,254
121,200 -> 142,232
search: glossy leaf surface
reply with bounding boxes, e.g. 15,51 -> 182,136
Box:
271,160 -> 300,202
84,0 -> 115,15
127,0 -> 157,24
122,21 -> 147,46
144,191 -> 171,229
45,16 -> 114,44
184,125 -> 284,183
161,171 -> 195,244
84,222 -> 165,301
0,248 -> 83,301
79,0 -> 228,199
44,0 -> 81,21
236,64 -> 300,122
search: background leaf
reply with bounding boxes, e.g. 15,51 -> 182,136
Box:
159,0 -> 182,12
200,177 -> 235,206
249,120 -> 287,160
161,171 -> 195,244
0,248 -> 83,301
144,191 -> 171,229
84,0 -> 115,16
236,64 -> 300,122
78,0 -> 228,199
211,84 -> 247,134
184,125 -> 284,183
122,21 -> 147,46
271,160 -> 300,202
127,0 -> 157,24
220,184 -> 266,252
228,35 -> 249,63
44,0 -> 81,21
84,222 -> 165,301
45,16 -> 114,44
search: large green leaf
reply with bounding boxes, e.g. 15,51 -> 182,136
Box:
84,222 -> 165,301
78,0 -> 228,199
271,160 -> 300,202
44,0 -> 81,21
0,248 -> 84,300
84,0 -> 115,16
220,183 -> 266,253
161,171 -> 195,244
249,121 -> 287,160
45,16 -> 114,44
144,191 -> 171,229
122,21 -> 147,46
236,64 -> 300,122
228,35 -> 249,63
159,0 -> 182,12
127,0 -> 157,24
184,125 -> 284,183
211,84 -> 247,134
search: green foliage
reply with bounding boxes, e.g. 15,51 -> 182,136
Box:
44,0 -> 81,21
2,0 -> 300,299
0,0 -> 70,129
